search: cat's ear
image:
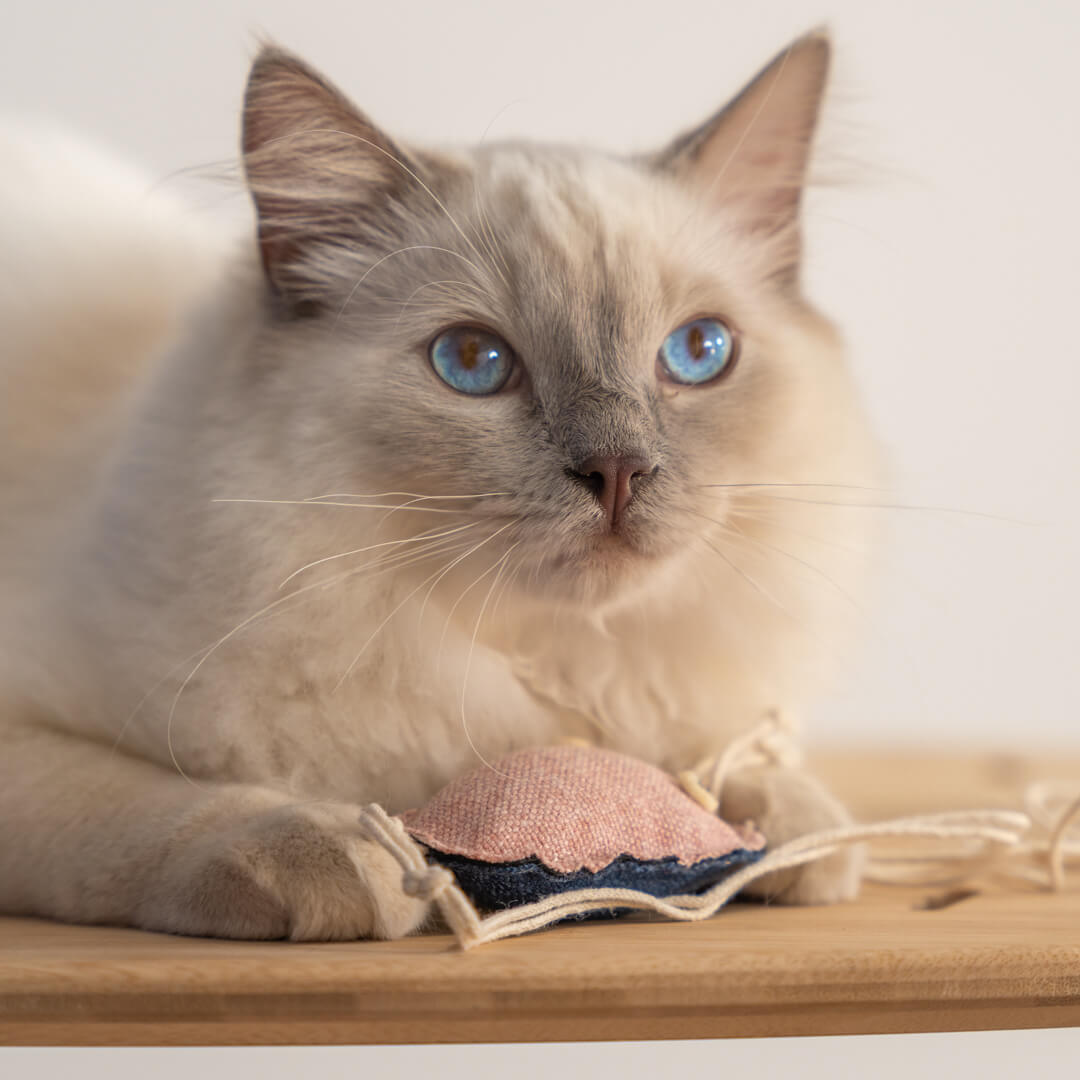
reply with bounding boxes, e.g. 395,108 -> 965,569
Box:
242,45 -> 413,304
654,31 -> 830,286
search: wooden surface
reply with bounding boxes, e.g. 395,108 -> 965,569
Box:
2,749 -> 1079,1046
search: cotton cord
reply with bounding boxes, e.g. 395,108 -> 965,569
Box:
685,717 -> 1080,894
1026,782 -> 1080,891
678,710 -> 799,815
358,719 -> 1080,951
357,802 -> 484,945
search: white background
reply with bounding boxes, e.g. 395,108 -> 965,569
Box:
2,0 -> 1078,1074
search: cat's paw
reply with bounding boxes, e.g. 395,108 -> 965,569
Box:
720,767 -> 862,905
136,794 -> 427,941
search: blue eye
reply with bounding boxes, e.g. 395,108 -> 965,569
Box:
658,317 -> 736,385
429,326 -> 515,395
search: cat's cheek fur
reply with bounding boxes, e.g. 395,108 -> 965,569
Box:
137,792 -> 429,941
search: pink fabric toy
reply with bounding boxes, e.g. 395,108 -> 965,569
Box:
397,744 -> 766,914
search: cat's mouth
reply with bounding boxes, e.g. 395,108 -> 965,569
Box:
531,524 -> 663,595
586,528 -> 647,556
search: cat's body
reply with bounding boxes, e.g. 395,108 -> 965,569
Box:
0,34 -> 879,939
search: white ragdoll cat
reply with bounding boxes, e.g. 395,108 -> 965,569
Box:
0,32 -> 879,940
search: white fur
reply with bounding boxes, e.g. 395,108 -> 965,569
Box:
0,39 -> 880,939
0,120 -> 224,521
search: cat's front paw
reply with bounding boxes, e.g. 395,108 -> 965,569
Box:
720,767 -> 862,905
137,795 -> 427,941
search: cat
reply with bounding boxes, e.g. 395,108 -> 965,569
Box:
0,31 -> 879,940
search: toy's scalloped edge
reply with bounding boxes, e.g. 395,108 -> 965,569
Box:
423,845 -> 767,913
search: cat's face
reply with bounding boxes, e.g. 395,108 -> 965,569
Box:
240,38 -> 869,609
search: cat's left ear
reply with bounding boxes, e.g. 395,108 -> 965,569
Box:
241,44 -> 417,306
654,31 -> 831,285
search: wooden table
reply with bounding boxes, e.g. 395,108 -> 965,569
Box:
2,750 -> 1078,1045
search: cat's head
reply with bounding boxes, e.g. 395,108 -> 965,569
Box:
236,34 -> 873,610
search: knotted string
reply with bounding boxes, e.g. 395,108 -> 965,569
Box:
356,801 -> 484,945
677,709 -> 796,813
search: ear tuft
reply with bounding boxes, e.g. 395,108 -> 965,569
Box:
655,31 -> 832,287
241,45 -> 411,301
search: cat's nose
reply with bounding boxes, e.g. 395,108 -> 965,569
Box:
570,453 -> 656,529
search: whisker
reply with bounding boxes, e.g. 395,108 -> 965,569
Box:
373,493 -> 451,536
458,542 -> 523,777
279,520 -> 481,589
472,195 -> 509,285
473,98 -> 523,284
434,520 -> 520,671
690,508 -> 861,610
318,129 -> 506,289
726,503 -> 867,555
694,532 -> 799,624
394,278 -> 485,331
310,532 -> 489,608
162,562 -> 381,792
728,492 -> 1031,524
698,482 -> 885,492
157,530 -> 480,779
706,42 -> 794,201
305,490 -> 509,502
334,244 -> 488,326
112,641 -> 219,759
418,519 -> 518,636
266,126 -> 504,292
213,498 -> 474,515
491,551 -> 526,623
351,488 -> 505,535
469,180 -> 512,288
335,521 -> 516,692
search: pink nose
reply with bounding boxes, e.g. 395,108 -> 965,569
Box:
572,453 -> 655,528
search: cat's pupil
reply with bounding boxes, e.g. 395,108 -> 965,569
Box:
460,339 -> 479,371
688,325 -> 705,362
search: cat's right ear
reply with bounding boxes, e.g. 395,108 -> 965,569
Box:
242,45 -> 413,307
652,31 -> 831,288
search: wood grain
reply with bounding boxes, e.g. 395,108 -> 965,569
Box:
2,750 -> 1078,1045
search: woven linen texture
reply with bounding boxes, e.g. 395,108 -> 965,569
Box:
398,744 -> 766,873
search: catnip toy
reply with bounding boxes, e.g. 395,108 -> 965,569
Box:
398,744 -> 766,913
356,727 -> 1039,950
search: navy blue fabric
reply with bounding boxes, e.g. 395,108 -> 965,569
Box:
426,847 -> 765,917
